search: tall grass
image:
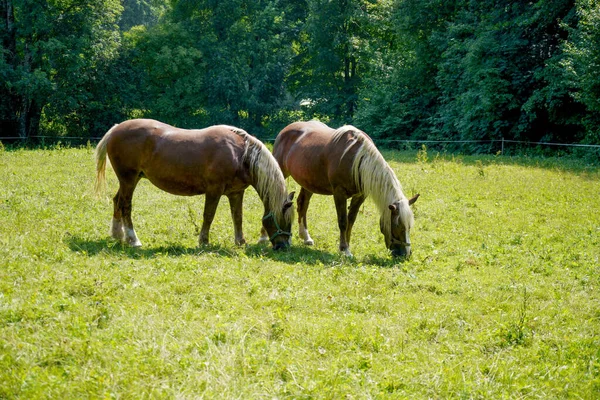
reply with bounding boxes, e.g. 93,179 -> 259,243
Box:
0,145 -> 599,398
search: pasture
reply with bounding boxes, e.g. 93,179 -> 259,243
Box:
0,144 -> 599,398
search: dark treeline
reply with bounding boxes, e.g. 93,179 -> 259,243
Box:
1,0 -> 599,150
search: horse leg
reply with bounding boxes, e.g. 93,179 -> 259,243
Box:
111,192 -> 125,241
333,191 -> 351,257
227,191 -> 246,246
119,180 -> 142,247
199,193 -> 220,245
259,226 -> 269,243
297,188 -> 314,245
347,194 -> 366,246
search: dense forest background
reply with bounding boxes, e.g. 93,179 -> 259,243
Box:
1,0 -> 599,150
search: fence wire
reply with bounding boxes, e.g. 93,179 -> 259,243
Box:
1,136 -> 599,150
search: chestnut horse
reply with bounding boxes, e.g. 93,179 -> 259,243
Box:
272,121 -> 418,257
95,119 -> 294,250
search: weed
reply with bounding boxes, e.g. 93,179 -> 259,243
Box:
475,159 -> 485,177
497,286 -> 532,347
417,144 -> 428,164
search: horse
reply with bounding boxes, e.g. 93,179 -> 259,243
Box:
94,119 -> 295,250
272,120 -> 418,257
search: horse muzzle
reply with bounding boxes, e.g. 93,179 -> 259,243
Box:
273,241 -> 290,251
391,245 -> 411,258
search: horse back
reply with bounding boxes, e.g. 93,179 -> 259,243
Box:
106,119 -> 249,195
273,121 -> 360,196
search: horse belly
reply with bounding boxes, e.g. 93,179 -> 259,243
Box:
142,150 -> 242,196
285,153 -> 333,195
143,168 -> 207,196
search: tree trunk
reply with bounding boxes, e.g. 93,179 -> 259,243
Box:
1,0 -> 23,138
17,99 -> 41,139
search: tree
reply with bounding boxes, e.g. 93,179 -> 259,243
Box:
355,0 -> 458,139
290,0 -> 376,125
123,0 -> 304,135
563,0 -> 600,146
119,0 -> 167,31
0,0 -> 123,139
354,0 -> 585,149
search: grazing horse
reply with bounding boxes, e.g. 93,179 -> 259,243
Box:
95,119 -> 295,250
272,121 -> 418,257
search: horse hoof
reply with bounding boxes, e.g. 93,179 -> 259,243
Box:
257,236 -> 269,244
129,240 -> 142,248
111,232 -> 125,241
341,249 -> 353,257
304,239 -> 314,246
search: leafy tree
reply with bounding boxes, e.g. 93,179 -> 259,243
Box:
123,0 -> 305,135
290,0 -> 378,125
0,0 -> 123,138
355,0 -> 458,139
119,0 -> 168,31
563,0 -> 600,146
118,21 -> 206,128
356,0 -> 584,150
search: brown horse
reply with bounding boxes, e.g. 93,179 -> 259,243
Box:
272,121 -> 418,257
95,119 -> 295,250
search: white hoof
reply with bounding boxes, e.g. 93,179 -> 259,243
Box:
128,239 -> 142,248
110,218 -> 125,240
341,248 -> 353,257
125,228 -> 141,247
258,235 -> 269,244
304,239 -> 314,246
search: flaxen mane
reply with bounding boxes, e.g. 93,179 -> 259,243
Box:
230,127 -> 293,223
331,125 -> 413,239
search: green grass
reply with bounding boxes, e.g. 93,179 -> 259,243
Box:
1,144 -> 599,398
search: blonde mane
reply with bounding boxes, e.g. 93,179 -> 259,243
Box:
230,127 -> 293,223
331,125 -> 413,239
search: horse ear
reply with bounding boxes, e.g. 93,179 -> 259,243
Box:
408,193 -> 420,206
283,192 -> 295,211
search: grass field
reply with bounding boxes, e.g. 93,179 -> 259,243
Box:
0,144 -> 599,399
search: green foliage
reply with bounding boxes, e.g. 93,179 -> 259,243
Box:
2,0 -> 600,147
1,148 -> 599,397
356,0 -> 456,140
119,0 -> 168,30
0,0 -> 123,138
562,0 -> 600,151
356,0 -> 589,148
289,0 -> 377,124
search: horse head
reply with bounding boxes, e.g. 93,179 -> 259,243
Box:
381,194 -> 419,258
262,192 -> 295,250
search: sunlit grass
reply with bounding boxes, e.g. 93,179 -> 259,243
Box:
0,145 -> 599,398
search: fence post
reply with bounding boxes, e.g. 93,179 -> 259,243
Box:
501,137 -> 504,154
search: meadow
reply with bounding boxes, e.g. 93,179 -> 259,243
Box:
0,144 -> 598,399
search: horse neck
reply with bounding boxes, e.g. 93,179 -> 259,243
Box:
353,141 -> 404,210
353,141 -> 406,237
244,138 -> 288,217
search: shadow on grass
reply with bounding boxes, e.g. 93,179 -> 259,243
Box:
66,235 -> 404,267
244,243 -> 339,265
383,149 -> 600,174
244,244 -> 407,267
66,235 -> 228,259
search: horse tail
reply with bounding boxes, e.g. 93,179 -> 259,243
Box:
94,124 -> 117,195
